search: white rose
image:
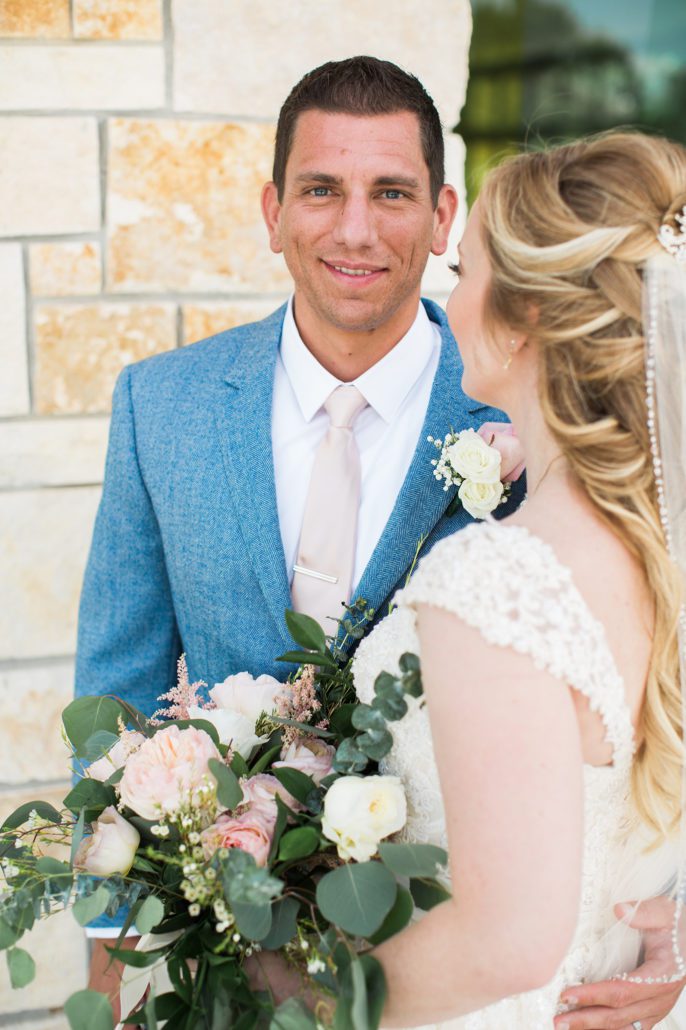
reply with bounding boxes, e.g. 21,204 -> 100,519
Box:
187,705 -> 267,759
446,429 -> 502,484
458,478 -> 504,520
321,775 -> 407,862
87,733 -> 146,782
74,806 -> 140,876
209,672 -> 288,724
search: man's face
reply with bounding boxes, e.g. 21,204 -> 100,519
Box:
262,109 -> 456,337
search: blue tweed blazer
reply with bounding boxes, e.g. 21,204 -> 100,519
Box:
75,299 -> 514,714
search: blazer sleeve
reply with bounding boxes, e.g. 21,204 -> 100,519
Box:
75,364 -> 181,717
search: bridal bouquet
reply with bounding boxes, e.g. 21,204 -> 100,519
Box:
0,607 -> 448,1029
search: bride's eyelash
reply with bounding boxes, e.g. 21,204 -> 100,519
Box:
448,261 -> 461,277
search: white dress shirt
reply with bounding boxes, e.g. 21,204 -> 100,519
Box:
273,296 -> 441,593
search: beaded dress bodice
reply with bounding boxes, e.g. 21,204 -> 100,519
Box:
353,523 -> 674,1029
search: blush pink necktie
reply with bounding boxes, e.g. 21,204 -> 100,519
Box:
291,384 -> 368,633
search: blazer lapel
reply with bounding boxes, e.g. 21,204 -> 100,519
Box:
353,300 -> 484,619
215,306 -> 293,638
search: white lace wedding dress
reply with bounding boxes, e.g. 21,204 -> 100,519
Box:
353,522 -> 680,1029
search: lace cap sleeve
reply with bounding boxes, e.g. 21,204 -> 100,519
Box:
397,521 -> 634,768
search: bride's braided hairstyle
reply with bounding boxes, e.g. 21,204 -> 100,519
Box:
479,131 -> 686,839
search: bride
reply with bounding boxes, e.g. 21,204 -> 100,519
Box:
349,130 -> 686,1028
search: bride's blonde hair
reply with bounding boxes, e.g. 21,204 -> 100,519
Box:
479,132 -> 686,838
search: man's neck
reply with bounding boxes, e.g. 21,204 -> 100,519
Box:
292,294 -> 423,382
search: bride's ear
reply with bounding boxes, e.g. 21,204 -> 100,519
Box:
261,182 -> 283,254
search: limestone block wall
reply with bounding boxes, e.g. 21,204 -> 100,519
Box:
0,1 -> 471,1023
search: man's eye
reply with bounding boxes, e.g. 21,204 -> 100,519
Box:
309,187 -> 331,197
382,190 -> 405,200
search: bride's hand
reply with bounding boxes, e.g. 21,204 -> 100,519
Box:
477,422 -> 525,482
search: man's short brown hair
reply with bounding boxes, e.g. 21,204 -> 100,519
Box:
273,55 -> 445,207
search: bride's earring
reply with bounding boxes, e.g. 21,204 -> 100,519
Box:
503,340 -> 517,371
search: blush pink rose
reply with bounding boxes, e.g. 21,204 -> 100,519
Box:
209,672 -> 290,724
477,422 -> 525,482
118,724 -> 220,820
238,773 -> 299,827
273,737 -> 335,786
200,812 -> 272,866
74,806 -> 140,876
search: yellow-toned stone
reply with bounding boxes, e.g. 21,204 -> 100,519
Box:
0,418 -> 109,489
34,302 -> 176,415
0,663 -> 73,783
30,242 -> 102,297
0,45 -> 165,111
5,1015 -> 70,1030
0,487 -> 101,660
0,118 -> 99,236
107,118 -> 290,293
173,0 -> 472,127
0,0 -> 70,38
0,242 -> 29,416
183,300 -> 286,345
74,0 -> 162,39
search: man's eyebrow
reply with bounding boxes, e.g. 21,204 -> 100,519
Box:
293,172 -> 343,185
373,176 -> 420,189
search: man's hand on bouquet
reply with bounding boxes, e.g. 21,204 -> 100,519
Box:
553,899 -> 685,1030
88,935 -> 141,1024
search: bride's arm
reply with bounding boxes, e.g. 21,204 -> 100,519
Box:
373,603 -> 585,1027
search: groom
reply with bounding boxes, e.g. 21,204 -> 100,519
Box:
76,56 -> 682,1028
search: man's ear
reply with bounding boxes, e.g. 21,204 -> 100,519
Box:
430,183 -> 459,257
261,181 -> 283,254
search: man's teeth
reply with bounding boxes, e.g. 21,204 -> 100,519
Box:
333,265 -> 376,277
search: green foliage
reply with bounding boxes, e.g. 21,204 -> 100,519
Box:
208,757 -> 243,809
232,900 -> 273,941
62,697 -> 128,758
64,989 -> 114,1030
220,849 -> 283,908
367,886 -> 414,945
73,884 -> 111,927
105,944 -> 171,968
334,953 -> 387,1030
1,800 -> 61,831
259,896 -> 300,949
153,717 -> 221,747
271,766 -> 317,806
70,808 -> 86,867
80,730 -> 120,763
285,610 -> 328,653
277,826 -> 320,863
63,778 -> 116,822
409,877 -> 452,911
134,894 -> 165,934
7,946 -> 35,988
270,998 -> 317,1029
0,917 -> 19,950
317,861 -> 397,937
378,842 -> 447,879
331,738 -> 368,775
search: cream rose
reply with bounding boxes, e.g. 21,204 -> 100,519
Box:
458,478 -> 504,520
118,724 -> 220,820
187,705 -> 267,759
446,429 -> 502,484
87,732 -> 146,783
274,738 -> 335,786
321,775 -> 407,862
209,672 -> 289,724
74,806 -> 140,876
200,812 -> 272,866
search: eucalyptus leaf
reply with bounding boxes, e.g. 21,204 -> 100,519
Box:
285,609 -> 327,652
249,742 -> 282,776
1,800 -> 61,831
329,703 -> 356,736
270,998 -> 317,1029
230,752 -> 250,779
80,730 -> 120,763
398,653 -> 420,674
351,705 -> 386,732
259,896 -> 300,949
357,726 -> 394,760
316,861 -> 397,937
73,885 -> 111,927
64,989 -> 114,1030
276,649 -> 339,669
0,918 -> 19,950
7,946 -> 35,989
70,808 -> 86,868
35,856 -> 71,876
232,900 -> 272,941
208,757 -> 243,810
277,826 -> 320,862
272,766 -> 317,805
105,945 -> 170,968
63,778 -> 116,821
268,795 -> 290,864
367,887 -> 414,945
378,842 -> 448,879
134,894 -> 165,934
409,877 -> 452,911
332,738 -> 368,774
62,696 -> 127,758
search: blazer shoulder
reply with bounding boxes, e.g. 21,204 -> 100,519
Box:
125,304 -> 287,390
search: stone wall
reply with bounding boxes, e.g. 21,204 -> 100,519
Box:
0,0 -> 471,1023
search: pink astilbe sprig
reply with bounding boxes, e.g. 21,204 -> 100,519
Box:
151,654 -> 212,724
276,665 -> 328,748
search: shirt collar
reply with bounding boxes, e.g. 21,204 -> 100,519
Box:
279,295 -> 438,424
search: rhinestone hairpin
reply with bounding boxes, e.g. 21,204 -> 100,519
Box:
657,205 -> 686,262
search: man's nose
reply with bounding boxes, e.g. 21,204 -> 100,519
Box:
332,194 -> 379,249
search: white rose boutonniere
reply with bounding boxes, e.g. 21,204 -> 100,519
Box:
429,427 -> 511,519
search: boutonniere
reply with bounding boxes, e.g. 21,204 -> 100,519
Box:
428,427 -> 512,519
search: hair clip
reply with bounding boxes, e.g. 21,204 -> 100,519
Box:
657,205 -> 686,263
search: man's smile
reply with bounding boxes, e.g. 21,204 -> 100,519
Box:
321,259 -> 389,285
